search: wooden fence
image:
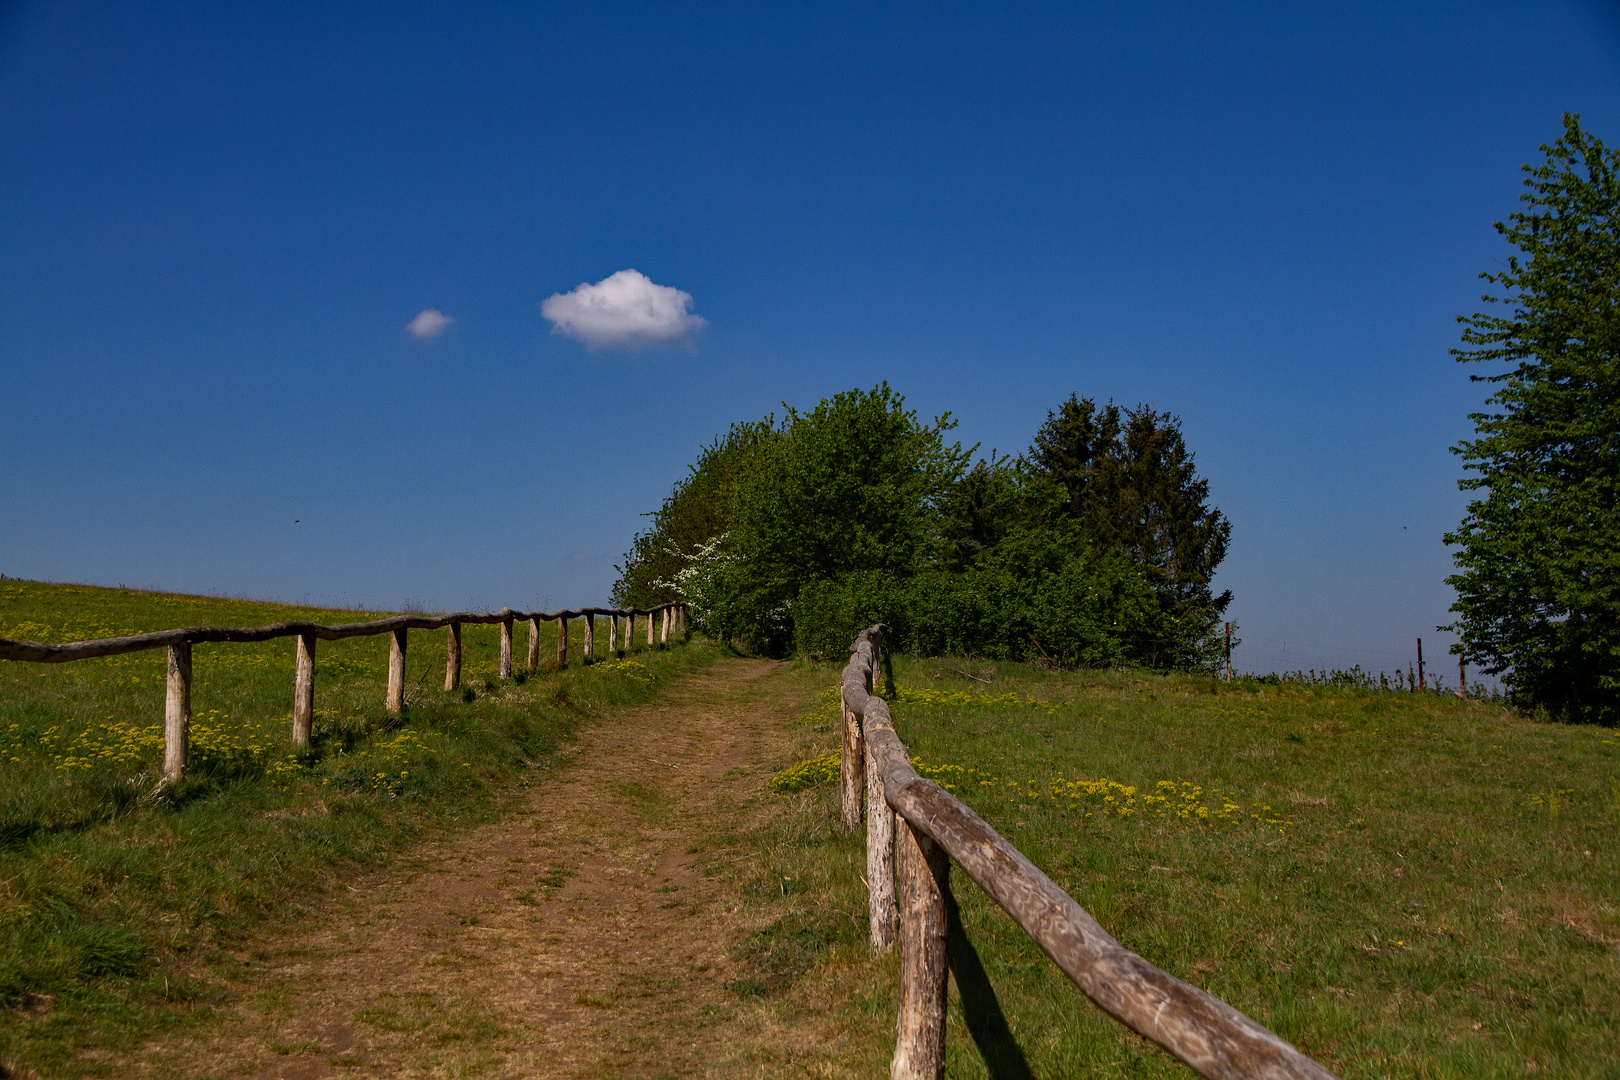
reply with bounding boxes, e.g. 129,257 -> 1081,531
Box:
0,602 -> 687,784
840,625 -> 1337,1080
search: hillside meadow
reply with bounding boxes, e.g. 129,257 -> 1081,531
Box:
729,656 -> 1619,1078
0,579 -> 713,1074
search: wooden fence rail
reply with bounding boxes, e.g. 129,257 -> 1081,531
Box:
840,625 -> 1337,1080
0,602 -> 686,785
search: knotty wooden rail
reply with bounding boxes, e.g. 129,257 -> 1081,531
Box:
0,602 -> 687,784
840,626 -> 1337,1080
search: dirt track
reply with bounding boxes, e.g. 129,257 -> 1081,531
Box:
137,658 -> 810,1078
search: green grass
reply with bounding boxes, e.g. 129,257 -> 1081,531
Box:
740,656 -> 1620,1078
0,578 -> 709,1075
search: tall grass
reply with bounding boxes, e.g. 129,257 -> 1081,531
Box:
0,578 -> 710,1074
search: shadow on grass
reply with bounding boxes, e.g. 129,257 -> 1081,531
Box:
946,890 -> 1035,1080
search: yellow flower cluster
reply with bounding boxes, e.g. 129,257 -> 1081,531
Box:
909,757 -> 998,793
894,685 -> 1056,714
594,658 -> 656,682
12,708 -> 295,776
1527,787 -> 1575,812
772,751 -> 840,793
13,719 -> 163,773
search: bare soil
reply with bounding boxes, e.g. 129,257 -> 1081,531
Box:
132,657 -> 824,1079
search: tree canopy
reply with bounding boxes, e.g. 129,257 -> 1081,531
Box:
615,384 -> 1233,669
1445,113 -> 1620,723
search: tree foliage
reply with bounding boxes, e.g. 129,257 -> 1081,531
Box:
614,384 -> 1233,669
1446,114 -> 1620,723
611,418 -> 777,608
1027,395 -> 1232,665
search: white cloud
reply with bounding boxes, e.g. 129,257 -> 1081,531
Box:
406,309 -> 453,338
540,269 -> 707,352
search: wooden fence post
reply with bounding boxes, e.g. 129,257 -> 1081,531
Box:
841,689 -> 865,831
527,617 -> 541,671
386,627 -> 407,713
292,631 -> 316,749
1457,655 -> 1467,699
647,610 -> 654,646
163,641 -> 192,783
867,741 -> 896,952
624,612 -> 634,652
660,606 -> 669,645
893,819 -> 950,1080
583,613 -> 595,661
609,613 -> 618,653
557,615 -> 569,667
445,621 -> 462,691
499,616 -> 514,679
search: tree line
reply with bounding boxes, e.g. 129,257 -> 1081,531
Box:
613,386 -> 1232,669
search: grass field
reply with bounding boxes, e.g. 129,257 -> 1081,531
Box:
0,578 -> 710,1075
734,656 -> 1620,1079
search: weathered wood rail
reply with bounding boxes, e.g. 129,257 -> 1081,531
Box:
0,602 -> 687,783
840,625 -> 1337,1080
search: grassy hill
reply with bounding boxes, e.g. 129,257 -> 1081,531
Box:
745,656 -> 1620,1078
0,578 -> 710,1075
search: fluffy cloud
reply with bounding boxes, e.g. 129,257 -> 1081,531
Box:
406,309 -> 454,338
540,269 -> 707,352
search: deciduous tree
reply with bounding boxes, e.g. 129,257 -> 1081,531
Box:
1446,113 -> 1620,723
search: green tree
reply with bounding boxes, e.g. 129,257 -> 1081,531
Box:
611,418 -> 777,607
1027,394 -> 1232,666
1445,113 -> 1620,723
723,383 -> 968,652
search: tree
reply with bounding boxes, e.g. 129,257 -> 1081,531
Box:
611,418 -> 777,608
1027,394 -> 1232,666
1445,113 -> 1620,723
724,383 -> 968,652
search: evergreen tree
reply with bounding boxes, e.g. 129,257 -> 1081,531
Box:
1028,394 -> 1231,665
1445,114 -> 1620,723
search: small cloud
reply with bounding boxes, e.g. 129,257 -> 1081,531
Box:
406,309 -> 453,339
540,269 -> 707,352
567,552 -> 589,563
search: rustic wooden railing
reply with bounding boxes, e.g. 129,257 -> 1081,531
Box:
0,602 -> 687,784
840,625 -> 1337,1080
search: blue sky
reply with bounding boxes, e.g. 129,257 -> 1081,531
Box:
2,2 -> 1617,679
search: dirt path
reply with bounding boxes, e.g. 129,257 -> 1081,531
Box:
140,657 -> 812,1079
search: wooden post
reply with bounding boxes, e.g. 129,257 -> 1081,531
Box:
499,617 -> 514,679
609,614 -> 619,653
1223,622 -> 1232,681
445,621 -> 462,691
867,740 -> 896,952
660,606 -> 669,645
292,631 -> 316,749
1457,655 -> 1467,699
1416,637 -> 1425,693
386,627 -> 407,713
583,613 -> 595,662
647,610 -> 655,646
841,689 -> 865,831
527,617 -> 541,671
624,612 -> 634,652
557,615 -> 569,667
163,641 -> 192,783
893,819 -> 949,1080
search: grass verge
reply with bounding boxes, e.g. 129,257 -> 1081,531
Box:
728,655 -> 1620,1078
0,578 -> 712,1075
